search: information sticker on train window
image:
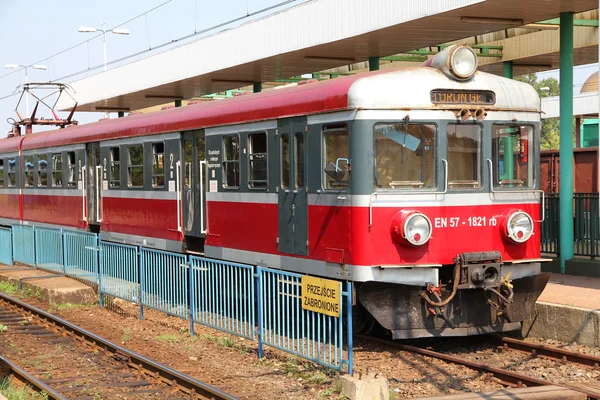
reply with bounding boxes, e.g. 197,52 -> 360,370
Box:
430,89 -> 495,105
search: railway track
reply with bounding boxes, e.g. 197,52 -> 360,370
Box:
0,292 -> 237,400
358,334 -> 600,400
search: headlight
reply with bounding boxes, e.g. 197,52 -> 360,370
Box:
450,46 -> 478,79
403,213 -> 432,246
506,211 -> 534,243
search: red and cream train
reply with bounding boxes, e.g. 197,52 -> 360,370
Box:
0,45 -> 549,338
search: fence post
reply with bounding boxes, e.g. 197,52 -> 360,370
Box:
98,241 -> 104,308
346,281 -> 353,375
256,267 -> 263,359
32,226 -> 36,267
139,249 -> 144,321
189,258 -> 195,336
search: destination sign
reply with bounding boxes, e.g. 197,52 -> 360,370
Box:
430,90 -> 495,105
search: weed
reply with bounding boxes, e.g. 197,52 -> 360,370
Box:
18,320 -> 27,326
0,324 -> 7,332
55,344 -> 63,352
332,379 -> 343,393
255,358 -> 274,367
219,337 -> 236,348
49,303 -> 90,312
0,281 -> 19,295
307,371 -> 329,385
0,376 -> 47,399
179,328 -> 190,335
122,328 -> 132,343
156,334 -> 179,344
35,287 -> 42,299
319,389 -> 334,397
389,388 -> 395,400
202,334 -> 218,342
43,372 -> 52,380
284,357 -> 301,376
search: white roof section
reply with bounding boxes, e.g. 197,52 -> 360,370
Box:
58,0 -> 598,113
542,92 -> 599,118
349,69 -> 540,112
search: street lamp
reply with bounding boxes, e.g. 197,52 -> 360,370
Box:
4,63 -> 47,115
78,22 -> 130,72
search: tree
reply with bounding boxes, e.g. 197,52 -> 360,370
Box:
514,73 -> 562,150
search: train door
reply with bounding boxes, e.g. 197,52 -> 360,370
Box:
278,118 -> 308,256
86,142 -> 102,226
182,130 -> 207,237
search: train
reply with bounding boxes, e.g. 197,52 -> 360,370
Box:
0,44 -> 549,339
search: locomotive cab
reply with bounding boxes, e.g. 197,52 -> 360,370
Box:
345,45 -> 549,338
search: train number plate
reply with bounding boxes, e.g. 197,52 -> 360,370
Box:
430,89 -> 495,105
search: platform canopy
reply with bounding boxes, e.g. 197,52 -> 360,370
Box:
57,0 -> 598,113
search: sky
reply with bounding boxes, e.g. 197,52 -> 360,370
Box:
0,0 -> 597,134
0,0 -> 308,132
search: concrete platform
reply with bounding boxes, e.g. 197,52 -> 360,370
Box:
0,264 -> 97,305
522,273 -> 600,347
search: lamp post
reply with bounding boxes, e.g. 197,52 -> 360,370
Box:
4,63 -> 47,116
78,22 -> 130,72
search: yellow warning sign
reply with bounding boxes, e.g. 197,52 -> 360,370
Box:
301,275 -> 341,318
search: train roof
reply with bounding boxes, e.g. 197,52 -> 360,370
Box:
9,67 -> 539,152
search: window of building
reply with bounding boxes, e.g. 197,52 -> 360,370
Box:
222,135 -> 239,188
491,125 -> 533,188
7,158 -> 16,187
128,145 -> 144,187
25,156 -> 34,187
447,123 -> 482,189
110,147 -> 120,188
52,154 -> 62,188
152,143 -> 165,188
374,123 -> 436,189
248,132 -> 267,189
323,127 -> 349,190
38,155 -> 48,187
67,152 -> 77,188
0,159 -> 4,187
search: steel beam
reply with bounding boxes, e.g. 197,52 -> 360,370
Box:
559,12 -> 574,273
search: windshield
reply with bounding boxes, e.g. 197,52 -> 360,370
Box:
492,125 -> 533,188
447,123 -> 482,189
374,123 -> 436,190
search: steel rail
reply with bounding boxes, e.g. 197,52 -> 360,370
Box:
0,354 -> 66,400
492,335 -> 600,368
357,335 -> 600,400
0,292 -> 238,400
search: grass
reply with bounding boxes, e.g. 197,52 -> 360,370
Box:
202,334 -> 237,349
0,281 -> 19,295
122,328 -> 132,343
0,376 -> 48,399
156,334 -> 179,344
48,303 -> 90,312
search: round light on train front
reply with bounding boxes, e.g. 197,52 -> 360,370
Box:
506,211 -> 534,243
404,213 -> 432,246
450,46 -> 478,79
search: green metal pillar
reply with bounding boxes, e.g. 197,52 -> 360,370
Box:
559,12 -> 574,273
253,82 -> 262,93
502,62 -> 514,181
174,100 -> 182,107
369,56 -> 379,71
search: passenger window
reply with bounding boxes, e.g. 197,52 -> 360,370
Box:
222,135 -> 239,188
248,132 -> 267,189
110,147 -> 120,188
128,145 -> 144,188
184,140 -> 192,188
38,155 -> 48,187
323,127 -> 349,190
447,123 -> 482,189
152,143 -> 165,188
67,152 -> 77,188
281,134 -> 290,190
375,123 -> 436,189
25,156 -> 34,187
0,159 -> 4,187
295,132 -> 304,188
52,154 -> 62,188
7,158 -> 16,187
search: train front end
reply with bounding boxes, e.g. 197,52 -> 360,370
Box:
344,45 -> 550,338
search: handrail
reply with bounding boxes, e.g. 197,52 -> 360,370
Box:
486,159 -> 545,222
95,165 -> 102,222
176,160 -> 182,232
81,166 -> 87,222
369,159 -> 447,227
200,160 -> 207,234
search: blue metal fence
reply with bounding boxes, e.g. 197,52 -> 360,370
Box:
12,225 -> 35,266
189,256 -> 255,339
140,248 -> 188,319
34,227 -> 64,273
0,227 -> 12,265
257,267 -> 352,372
63,231 -> 99,284
99,241 -> 139,304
